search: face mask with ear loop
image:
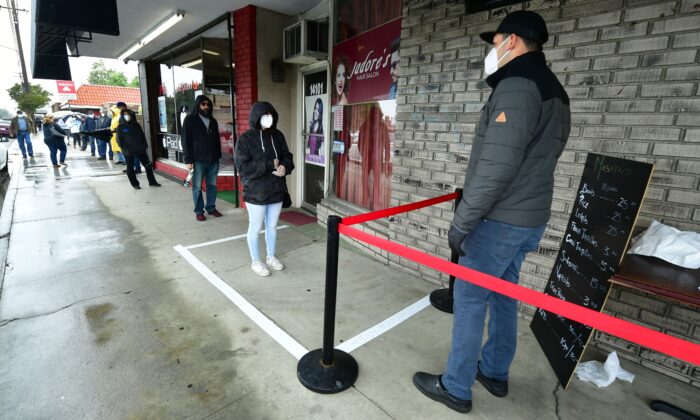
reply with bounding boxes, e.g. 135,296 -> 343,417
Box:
484,36 -> 512,76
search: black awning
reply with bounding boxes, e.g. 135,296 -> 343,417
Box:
31,0 -> 119,80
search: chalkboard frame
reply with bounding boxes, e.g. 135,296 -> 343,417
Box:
530,153 -> 654,388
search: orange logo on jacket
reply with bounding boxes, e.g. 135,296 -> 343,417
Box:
495,112 -> 507,123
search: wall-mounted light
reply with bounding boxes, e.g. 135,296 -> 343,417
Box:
118,10 -> 185,62
203,49 -> 220,56
181,58 -> 202,68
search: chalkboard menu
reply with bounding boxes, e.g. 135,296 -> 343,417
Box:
531,153 -> 653,387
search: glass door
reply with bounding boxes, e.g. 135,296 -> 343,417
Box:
302,69 -> 328,210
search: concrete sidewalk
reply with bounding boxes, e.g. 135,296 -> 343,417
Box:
0,137 -> 698,419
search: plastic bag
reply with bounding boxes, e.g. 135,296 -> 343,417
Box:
627,220 -> 700,269
575,352 -> 635,387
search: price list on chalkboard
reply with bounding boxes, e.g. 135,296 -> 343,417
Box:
531,153 -> 653,388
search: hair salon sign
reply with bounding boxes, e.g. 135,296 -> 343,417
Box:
332,18 -> 401,106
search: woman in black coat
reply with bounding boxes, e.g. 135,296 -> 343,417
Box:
234,102 -> 294,277
41,114 -> 68,168
115,109 -> 161,189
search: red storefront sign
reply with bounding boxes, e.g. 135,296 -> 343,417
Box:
331,18 -> 402,106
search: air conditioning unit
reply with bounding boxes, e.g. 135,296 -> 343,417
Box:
283,20 -> 329,65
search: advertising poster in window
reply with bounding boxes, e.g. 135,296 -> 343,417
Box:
305,70 -> 327,166
157,96 -> 167,132
331,18 -> 401,106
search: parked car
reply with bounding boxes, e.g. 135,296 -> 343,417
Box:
0,119 -> 12,142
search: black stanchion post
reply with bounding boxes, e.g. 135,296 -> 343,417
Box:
297,215 -> 358,393
430,188 -> 463,314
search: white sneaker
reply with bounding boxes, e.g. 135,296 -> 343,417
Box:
266,256 -> 285,271
251,261 -> 271,276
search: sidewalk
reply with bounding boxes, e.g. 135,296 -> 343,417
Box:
0,136 -> 698,419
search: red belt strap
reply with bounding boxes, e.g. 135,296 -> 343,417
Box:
339,224 -> 700,366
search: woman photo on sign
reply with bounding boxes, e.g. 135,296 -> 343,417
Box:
234,102 -> 295,277
307,98 -> 324,161
332,57 -> 350,106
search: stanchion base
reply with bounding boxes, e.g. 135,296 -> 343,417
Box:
430,288 -> 454,314
297,349 -> 358,394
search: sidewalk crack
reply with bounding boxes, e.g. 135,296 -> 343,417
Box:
553,382 -> 562,420
353,386 -> 396,419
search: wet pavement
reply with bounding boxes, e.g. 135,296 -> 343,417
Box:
0,135 -> 698,419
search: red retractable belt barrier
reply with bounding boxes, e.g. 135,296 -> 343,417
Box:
338,223 -> 700,366
342,192 -> 460,226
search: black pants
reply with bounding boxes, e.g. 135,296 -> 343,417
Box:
125,153 -> 157,187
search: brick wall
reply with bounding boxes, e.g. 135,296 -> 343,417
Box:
234,5 -> 259,137
392,0 -> 699,386
154,161 -> 233,191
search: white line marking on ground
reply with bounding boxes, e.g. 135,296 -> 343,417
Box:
185,225 -> 289,249
174,245 -> 308,360
336,295 -> 431,353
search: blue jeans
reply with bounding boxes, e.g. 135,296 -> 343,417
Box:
442,219 -> 545,400
45,141 -> 67,165
192,161 -> 219,214
17,131 -> 33,157
245,202 -> 283,262
96,140 -> 114,158
133,156 -> 141,171
116,151 -> 125,163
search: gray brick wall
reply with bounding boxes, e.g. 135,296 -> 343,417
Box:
391,0 -> 700,387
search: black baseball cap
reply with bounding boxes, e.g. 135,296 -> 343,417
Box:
480,10 -> 548,45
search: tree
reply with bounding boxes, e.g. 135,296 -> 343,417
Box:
87,60 -> 129,86
129,76 -> 140,88
7,83 -> 51,115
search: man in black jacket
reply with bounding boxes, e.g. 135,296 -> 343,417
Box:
183,95 -> 222,221
116,109 -> 161,189
413,11 -> 571,414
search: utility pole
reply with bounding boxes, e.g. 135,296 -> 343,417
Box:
8,0 -> 29,94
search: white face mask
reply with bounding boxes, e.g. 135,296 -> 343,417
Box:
17,114 -> 23,118
484,37 -> 511,76
260,114 -> 273,129
124,115 -> 131,122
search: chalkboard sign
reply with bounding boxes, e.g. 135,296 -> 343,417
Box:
530,153 -> 653,388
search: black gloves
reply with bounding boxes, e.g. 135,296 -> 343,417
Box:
448,224 -> 468,257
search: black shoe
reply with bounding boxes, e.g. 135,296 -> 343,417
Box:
122,169 -> 128,173
413,372 -> 472,413
149,183 -> 161,187
133,185 -> 141,189
97,157 -> 106,160
476,365 -> 508,398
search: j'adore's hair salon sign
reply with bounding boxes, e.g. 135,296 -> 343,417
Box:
531,153 -> 653,388
331,18 -> 401,106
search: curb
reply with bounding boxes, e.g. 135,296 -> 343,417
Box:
0,160 -> 21,299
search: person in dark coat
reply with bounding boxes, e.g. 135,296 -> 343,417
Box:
81,111 -> 98,156
115,109 -> 161,189
41,114 -> 68,168
182,95 -> 222,221
96,109 -> 114,160
413,11 -> 570,414
234,101 -> 294,277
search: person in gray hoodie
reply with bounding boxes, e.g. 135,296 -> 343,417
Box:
413,11 -> 571,414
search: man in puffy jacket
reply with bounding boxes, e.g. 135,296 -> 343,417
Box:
413,11 -> 571,414
182,95 -> 222,221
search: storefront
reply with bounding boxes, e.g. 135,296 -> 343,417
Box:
317,0 -> 402,216
144,15 -> 236,193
